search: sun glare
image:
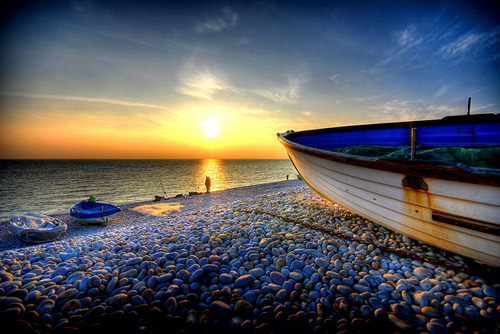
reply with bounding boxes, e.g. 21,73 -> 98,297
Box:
203,125 -> 219,138
200,118 -> 219,138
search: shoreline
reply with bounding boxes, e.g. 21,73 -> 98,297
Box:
0,180 -> 305,252
0,159 -> 298,223
0,179 -> 499,333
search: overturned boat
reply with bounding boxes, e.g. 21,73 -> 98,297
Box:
278,114 -> 500,266
70,200 -> 121,226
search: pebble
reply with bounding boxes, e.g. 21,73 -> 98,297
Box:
414,267 -> 434,280
235,274 -> 254,287
218,273 -> 233,284
420,278 -> 432,290
314,257 -> 329,268
289,271 -> 303,281
426,321 -> 450,334
391,303 -> 413,321
388,313 -> 412,331
444,295 -> 469,306
0,184 -> 497,334
379,283 -> 394,292
270,271 -> 286,284
483,285 -> 500,299
36,299 -> 55,314
337,285 -> 353,295
211,300 -> 231,316
290,260 -> 304,271
421,306 -> 441,317
234,299 -> 252,315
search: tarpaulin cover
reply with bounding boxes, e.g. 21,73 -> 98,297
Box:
10,213 -> 67,236
70,201 -> 121,219
291,121 -> 500,151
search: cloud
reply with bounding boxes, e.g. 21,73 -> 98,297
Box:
236,37 -> 251,45
381,25 -> 423,64
177,67 -> 233,100
0,91 -> 165,109
367,98 -> 460,122
254,76 -> 306,104
395,25 -> 423,48
195,7 -> 238,33
438,28 -> 500,62
469,103 -> 497,113
328,73 -> 341,83
382,16 -> 500,67
433,84 -> 452,97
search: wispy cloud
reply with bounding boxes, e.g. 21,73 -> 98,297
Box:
469,103 -> 497,113
328,73 -> 341,83
367,98 -> 460,122
434,84 -> 452,97
195,7 -> 238,33
236,37 -> 251,45
0,91 -> 165,109
177,66 -> 233,100
382,16 -> 500,67
381,25 -> 423,65
254,76 -> 306,104
438,28 -> 500,62
395,25 -> 423,48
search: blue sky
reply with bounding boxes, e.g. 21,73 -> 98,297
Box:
0,0 -> 499,158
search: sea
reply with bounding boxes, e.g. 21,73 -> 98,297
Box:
0,159 -> 298,222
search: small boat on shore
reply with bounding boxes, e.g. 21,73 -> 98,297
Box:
278,113 -> 500,266
10,213 -> 67,243
70,201 -> 121,226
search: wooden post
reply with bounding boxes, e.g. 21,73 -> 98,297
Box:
411,128 -> 417,161
467,97 -> 471,115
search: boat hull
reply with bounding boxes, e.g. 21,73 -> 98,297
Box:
72,212 -> 119,227
278,115 -> 500,266
70,201 -> 121,227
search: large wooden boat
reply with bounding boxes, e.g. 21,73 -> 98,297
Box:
278,114 -> 500,266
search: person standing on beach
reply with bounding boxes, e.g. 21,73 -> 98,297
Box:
205,176 -> 211,193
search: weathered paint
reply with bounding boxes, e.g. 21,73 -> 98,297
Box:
283,144 -> 500,267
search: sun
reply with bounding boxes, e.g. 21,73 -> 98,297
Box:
201,118 -> 219,138
203,125 -> 219,138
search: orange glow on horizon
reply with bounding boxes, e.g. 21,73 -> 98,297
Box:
0,98 -> 321,159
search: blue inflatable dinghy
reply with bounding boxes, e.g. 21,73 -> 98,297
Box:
70,200 -> 121,226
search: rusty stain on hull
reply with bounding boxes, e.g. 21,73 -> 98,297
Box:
402,175 -> 433,223
278,114 -> 500,266
402,175 -> 500,236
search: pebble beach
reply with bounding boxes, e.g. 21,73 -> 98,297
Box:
0,179 -> 499,334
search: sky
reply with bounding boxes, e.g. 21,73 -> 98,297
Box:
0,0 -> 499,159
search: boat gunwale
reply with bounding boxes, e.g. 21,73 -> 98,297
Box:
277,114 -> 500,186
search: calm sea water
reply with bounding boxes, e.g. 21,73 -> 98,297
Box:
0,159 -> 297,222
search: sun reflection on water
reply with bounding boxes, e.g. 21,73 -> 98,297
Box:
198,159 -> 223,192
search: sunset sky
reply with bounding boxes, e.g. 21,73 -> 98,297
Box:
1,0 -> 499,159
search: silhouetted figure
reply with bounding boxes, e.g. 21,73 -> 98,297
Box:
205,176 -> 211,193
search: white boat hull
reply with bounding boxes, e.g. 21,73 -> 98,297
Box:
284,147 -> 500,267
74,212 -> 118,226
